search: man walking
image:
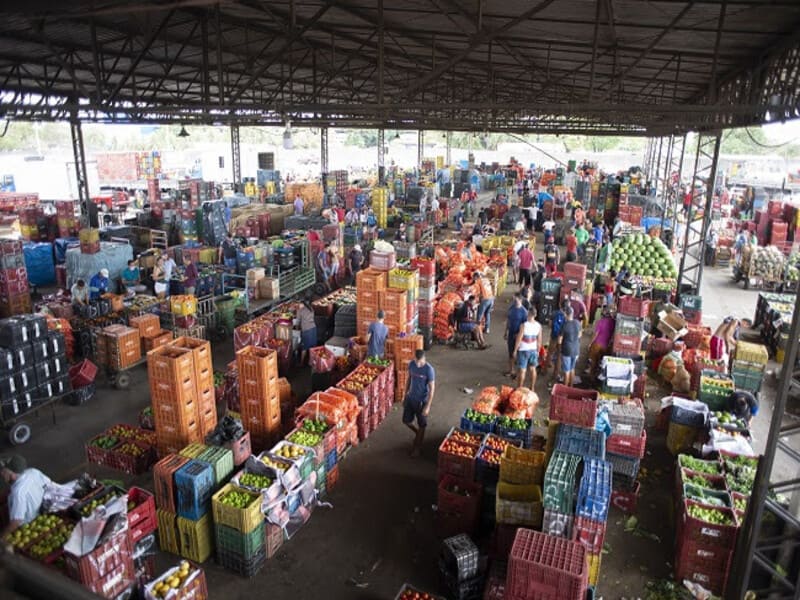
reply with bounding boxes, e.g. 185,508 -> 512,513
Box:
513,308 -> 542,390
366,310 -> 389,358
402,350 -> 435,457
504,293 -> 528,379
474,272 -> 495,335
517,243 -> 534,287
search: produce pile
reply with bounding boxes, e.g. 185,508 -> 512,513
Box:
610,233 -> 677,279
217,487 -> 257,508
741,245 -> 786,280
471,385 -> 539,420
722,453 -> 757,494
440,429 -> 482,459
4,514 -> 73,553
261,455 -> 290,471
148,561 -> 201,598
478,434 -> 518,467
686,503 -> 735,525
786,251 -> 800,282
238,472 -> 273,489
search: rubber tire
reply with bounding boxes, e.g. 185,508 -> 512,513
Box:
9,422 -> 31,445
116,372 -> 131,389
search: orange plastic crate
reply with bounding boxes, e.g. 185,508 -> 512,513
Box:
355,268 -> 387,293
143,329 -> 173,352
128,313 -> 160,338
153,453 -> 189,512
147,345 -> 195,385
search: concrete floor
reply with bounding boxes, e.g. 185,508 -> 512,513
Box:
2,195 -> 796,599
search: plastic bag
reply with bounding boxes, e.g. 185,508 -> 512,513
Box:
472,386 -> 501,414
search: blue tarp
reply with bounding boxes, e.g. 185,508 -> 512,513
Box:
23,242 -> 56,286
54,237 -> 79,264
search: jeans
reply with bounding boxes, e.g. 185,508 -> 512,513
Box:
477,298 -> 495,332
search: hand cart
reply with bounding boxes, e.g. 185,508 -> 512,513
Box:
2,387 -> 92,445
103,357 -> 147,390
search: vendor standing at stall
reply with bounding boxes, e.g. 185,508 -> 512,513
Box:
182,255 -> 199,296
1,455 -> 52,534
297,298 -> 317,367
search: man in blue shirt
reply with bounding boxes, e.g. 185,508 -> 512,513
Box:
403,350 -> 435,457
549,299 -> 568,383
592,222 -> 604,245
504,293 -> 528,378
366,310 -> 389,358
89,268 -> 110,300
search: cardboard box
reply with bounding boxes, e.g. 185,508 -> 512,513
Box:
258,277 -> 280,300
657,309 -> 688,340
325,336 -> 349,357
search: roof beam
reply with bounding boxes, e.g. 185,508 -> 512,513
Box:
402,0 -> 558,99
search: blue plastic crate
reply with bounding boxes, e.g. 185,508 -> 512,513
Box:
576,458 -> 613,522
325,449 -> 337,472
495,421 -> 533,448
175,459 -> 215,521
554,425 -> 606,460
459,410 -> 496,435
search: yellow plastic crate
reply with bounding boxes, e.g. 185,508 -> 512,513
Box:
776,348 -> 785,364
211,483 -> 264,534
177,513 -> 214,563
171,295 -> 198,315
734,341 -> 769,366
388,268 -> 419,291
495,482 -> 543,527
179,443 -> 208,459
198,248 -> 217,264
157,509 -> 179,555
499,446 -> 546,485
588,551 -> 601,587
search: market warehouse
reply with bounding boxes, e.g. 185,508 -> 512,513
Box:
0,1 -> 798,599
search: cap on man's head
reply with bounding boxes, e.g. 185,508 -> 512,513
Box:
100,268 -> 109,278
1,454 -> 26,474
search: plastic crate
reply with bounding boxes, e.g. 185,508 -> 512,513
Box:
676,536 -> 733,574
69,358 -> 98,387
195,445 -> 234,485
554,425 -> 606,460
606,452 -> 640,480
105,440 -> 157,475
211,483 -> 264,534
495,420 -> 534,448
64,523 -> 132,585
460,409 -> 497,434
174,459 -> 215,521
576,458 -> 612,522
437,428 -> 483,481
679,499 -> 739,549
506,528 -> 588,600
543,451 -> 581,514
669,399 -> 708,428
215,520 -> 266,560
587,551 -> 601,587
157,508 -> 179,554
143,564 -> 208,600
618,295 -> 650,318
393,584 -> 445,600
177,513 -> 213,563
127,486 -> 157,544
549,385 -> 599,428
499,445 -> 546,486
606,429 -> 647,459
606,398 -> 645,437
572,516 -> 607,554
153,454 -> 190,514
496,482 -> 543,527
438,475 -> 482,518
217,543 -> 266,577
269,440 -> 315,479
441,533 -> 480,581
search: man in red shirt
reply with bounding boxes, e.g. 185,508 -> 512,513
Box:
517,244 -> 534,287
565,229 -> 578,263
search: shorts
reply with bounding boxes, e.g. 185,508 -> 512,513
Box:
402,398 -> 428,428
459,322 -> 476,333
185,286 -> 196,296
507,337 -> 517,358
301,327 -> 318,350
561,354 -> 578,373
517,349 -> 539,369
154,281 -> 168,295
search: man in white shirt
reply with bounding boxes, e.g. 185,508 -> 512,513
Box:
2,455 -> 52,533
162,255 -> 177,286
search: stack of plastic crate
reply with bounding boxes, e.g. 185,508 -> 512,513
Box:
541,450 -> 581,538
573,458 -> 613,588
393,333 -> 423,403
505,528 -> 588,600
355,268 -> 386,339
604,398 -> 646,514
438,534 -> 483,600
236,345 -> 280,452
731,341 -> 768,395
496,446 -> 546,530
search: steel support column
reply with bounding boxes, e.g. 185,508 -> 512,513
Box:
70,118 -> 90,226
418,130 -> 425,171
661,133 -> 687,242
230,124 -> 241,188
643,138 -> 654,180
445,131 -> 452,166
377,128 -> 385,185
677,133 -> 721,295
728,287 -> 800,598
320,127 -> 329,175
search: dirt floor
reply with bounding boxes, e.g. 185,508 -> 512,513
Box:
2,193 -> 797,599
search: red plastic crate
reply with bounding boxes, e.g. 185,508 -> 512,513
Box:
679,499 -> 739,549
437,430 -> 481,481
411,257 -> 436,276
676,537 -> 733,573
606,429 -> 647,459
153,453 -> 190,513
610,480 -> 640,513
438,475 -> 482,517
127,486 -> 157,543
105,440 -> 157,475
674,555 -> 729,597
549,384 -> 599,428
618,296 -> 650,318
612,333 -> 641,355
572,516 -> 607,554
506,528 -> 588,600
222,432 -> 252,466
64,526 -> 132,585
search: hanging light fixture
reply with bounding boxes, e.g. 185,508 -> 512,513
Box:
177,125 -> 190,138
282,119 -> 293,149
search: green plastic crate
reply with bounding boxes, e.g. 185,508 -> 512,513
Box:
197,446 -> 235,486
542,451 -> 580,514
215,520 -> 265,560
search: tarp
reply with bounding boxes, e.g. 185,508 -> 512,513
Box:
54,237 -> 79,264
65,241 -> 133,292
23,242 -> 56,286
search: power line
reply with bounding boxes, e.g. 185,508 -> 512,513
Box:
744,127 -> 798,149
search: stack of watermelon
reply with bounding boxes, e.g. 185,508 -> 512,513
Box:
611,233 -> 677,279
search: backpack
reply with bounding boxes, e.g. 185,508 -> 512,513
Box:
551,311 -> 566,337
